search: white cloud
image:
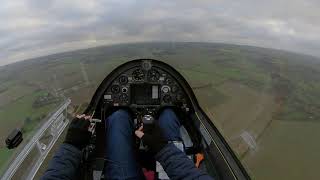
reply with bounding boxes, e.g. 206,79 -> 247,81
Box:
0,0 -> 320,66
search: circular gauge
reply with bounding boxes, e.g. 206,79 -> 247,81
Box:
132,69 -> 145,81
161,85 -> 171,93
165,78 -> 173,84
122,87 -> 128,93
111,85 -> 120,93
171,85 -> 178,93
163,95 -> 172,103
119,93 -> 128,102
119,76 -> 128,84
148,69 -> 160,81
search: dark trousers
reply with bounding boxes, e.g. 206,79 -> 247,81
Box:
104,109 -> 181,179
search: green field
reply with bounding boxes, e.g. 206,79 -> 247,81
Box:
1,42 -> 320,179
243,120 -> 320,180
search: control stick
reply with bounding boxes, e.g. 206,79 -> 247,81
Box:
138,115 -> 155,150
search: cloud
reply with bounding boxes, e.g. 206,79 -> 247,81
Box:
0,0 -> 320,65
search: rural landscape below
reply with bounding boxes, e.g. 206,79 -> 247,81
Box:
1,42 -> 320,180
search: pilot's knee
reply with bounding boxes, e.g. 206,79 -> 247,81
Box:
107,109 -> 131,128
158,108 -> 176,126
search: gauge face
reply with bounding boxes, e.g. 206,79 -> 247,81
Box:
111,85 -> 120,93
132,69 -> 145,81
165,77 -> 173,84
171,85 -> 178,93
161,85 -> 170,93
119,75 -> 128,84
119,93 -> 128,102
148,69 -> 160,81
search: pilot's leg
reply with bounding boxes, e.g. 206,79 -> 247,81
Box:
158,108 -> 182,141
104,109 -> 143,179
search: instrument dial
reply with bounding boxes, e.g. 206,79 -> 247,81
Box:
171,85 -> 178,93
161,85 -> 171,93
119,76 -> 128,84
148,69 -> 160,81
111,85 -> 120,93
119,93 -> 129,103
165,78 -> 173,84
132,69 -> 145,81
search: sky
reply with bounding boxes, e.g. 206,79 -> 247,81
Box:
1,0 -> 320,66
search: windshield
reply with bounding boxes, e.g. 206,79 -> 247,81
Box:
1,1 -> 320,180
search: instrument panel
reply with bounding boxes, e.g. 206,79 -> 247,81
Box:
103,61 -> 188,109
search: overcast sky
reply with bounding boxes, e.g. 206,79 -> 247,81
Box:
1,0 -> 320,66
